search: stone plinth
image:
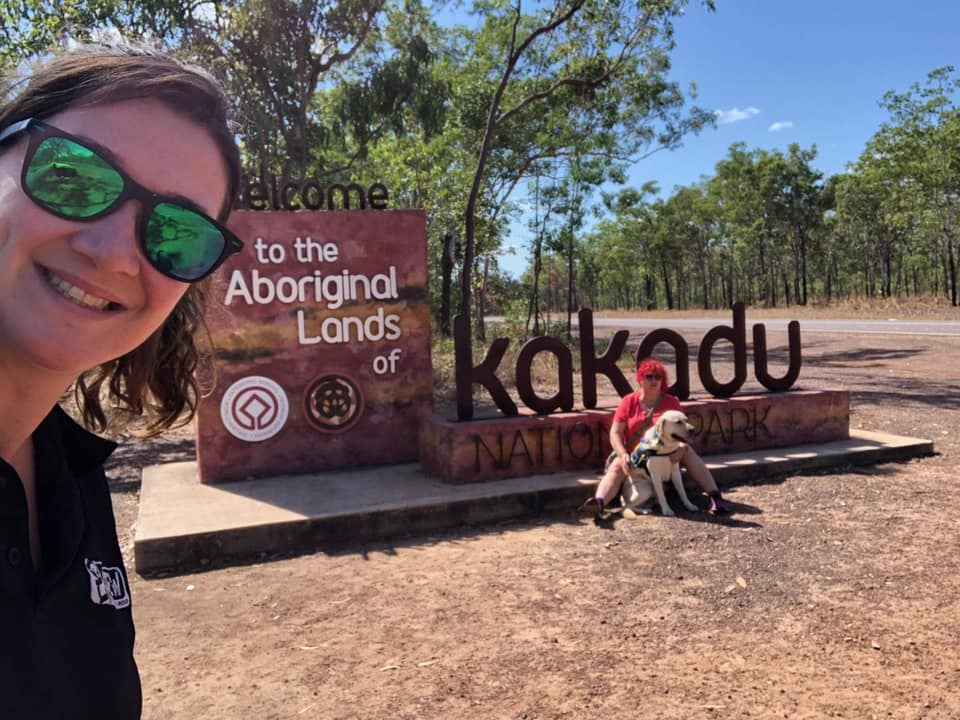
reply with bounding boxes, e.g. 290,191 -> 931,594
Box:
196,210 -> 432,483
680,389 -> 849,454
419,389 -> 849,483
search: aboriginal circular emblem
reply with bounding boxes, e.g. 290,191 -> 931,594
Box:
303,373 -> 365,433
220,376 -> 289,442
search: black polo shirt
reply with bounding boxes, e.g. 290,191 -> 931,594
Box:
0,406 -> 141,719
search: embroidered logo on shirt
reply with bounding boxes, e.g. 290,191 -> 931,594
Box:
85,558 -> 130,610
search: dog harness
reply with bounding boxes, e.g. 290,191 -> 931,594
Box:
604,394 -> 664,471
629,428 -> 674,470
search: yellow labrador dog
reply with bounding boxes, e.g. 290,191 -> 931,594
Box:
620,410 -> 699,518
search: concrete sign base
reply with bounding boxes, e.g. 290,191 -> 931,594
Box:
419,389 -> 849,483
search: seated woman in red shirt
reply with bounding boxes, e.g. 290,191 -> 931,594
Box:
581,358 -> 732,516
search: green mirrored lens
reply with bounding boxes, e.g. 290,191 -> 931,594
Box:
25,137 -> 124,217
145,203 -> 225,280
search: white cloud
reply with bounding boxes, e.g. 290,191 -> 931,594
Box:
768,121 -> 794,132
714,106 -> 760,124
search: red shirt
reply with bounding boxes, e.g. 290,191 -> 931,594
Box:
613,391 -> 683,450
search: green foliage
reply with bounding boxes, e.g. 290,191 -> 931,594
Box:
4,2 -> 955,319
0,0 -> 438,182
0,1 -> 116,69
556,67 -> 960,311
453,0 -> 716,334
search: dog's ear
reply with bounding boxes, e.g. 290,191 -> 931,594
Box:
653,416 -> 667,445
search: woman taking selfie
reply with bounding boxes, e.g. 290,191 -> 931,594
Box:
0,44 -> 242,717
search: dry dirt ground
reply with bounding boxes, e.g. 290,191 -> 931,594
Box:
106,309 -> 960,720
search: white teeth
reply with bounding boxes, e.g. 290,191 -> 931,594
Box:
44,269 -> 113,311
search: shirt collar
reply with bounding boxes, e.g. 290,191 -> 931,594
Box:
47,405 -> 118,476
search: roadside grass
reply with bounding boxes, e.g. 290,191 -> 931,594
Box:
596,293 -> 959,319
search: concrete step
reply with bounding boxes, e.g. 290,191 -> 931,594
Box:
134,429 -> 934,574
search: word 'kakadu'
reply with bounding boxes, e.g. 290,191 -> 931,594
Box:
454,303 -> 801,420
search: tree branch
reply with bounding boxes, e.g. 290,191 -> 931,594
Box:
497,4 -> 655,128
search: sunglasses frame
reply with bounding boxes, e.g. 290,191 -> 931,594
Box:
0,117 -> 243,282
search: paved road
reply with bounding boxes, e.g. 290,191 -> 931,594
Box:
488,316 -> 960,337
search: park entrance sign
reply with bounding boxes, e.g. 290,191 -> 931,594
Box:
419,304 -> 849,483
196,210 -> 431,482
194,208 -> 846,487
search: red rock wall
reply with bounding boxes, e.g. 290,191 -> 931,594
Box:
419,390 -> 849,483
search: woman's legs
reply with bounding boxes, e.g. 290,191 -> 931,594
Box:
595,463 -> 628,505
679,446 -> 717,492
582,449 -> 733,516
580,462 -> 628,515
680,446 -> 732,513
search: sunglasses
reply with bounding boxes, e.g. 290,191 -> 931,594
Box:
0,118 -> 243,282
643,374 -> 662,382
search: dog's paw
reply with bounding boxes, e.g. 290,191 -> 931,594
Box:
622,507 -> 638,520
683,501 -> 699,512
661,507 -> 676,517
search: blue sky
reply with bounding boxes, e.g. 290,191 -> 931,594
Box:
500,0 -> 960,277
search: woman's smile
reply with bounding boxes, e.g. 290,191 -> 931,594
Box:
39,265 -> 123,312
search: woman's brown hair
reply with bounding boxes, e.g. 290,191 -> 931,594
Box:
0,43 -> 241,435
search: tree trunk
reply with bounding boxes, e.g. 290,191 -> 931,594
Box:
459,1 -> 585,339
800,231 -> 808,306
758,234 -> 769,306
726,259 -> 734,308
661,258 -> 674,310
881,246 -> 892,298
698,235 -> 709,310
792,243 -> 801,307
567,227 -> 575,342
894,250 -> 904,295
675,265 -> 684,310
475,256 -> 488,341
439,233 -> 455,337
527,231 -> 543,336
824,253 -> 833,302
769,260 -> 777,308
461,201 -> 477,321
719,259 -> 728,309
949,240 -> 958,306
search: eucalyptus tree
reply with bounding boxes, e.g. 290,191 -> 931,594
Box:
539,154 -> 610,338
0,0 -> 438,179
766,144 -> 825,306
653,184 -> 717,309
342,6 -> 473,334
875,66 -> 960,304
596,182 -> 662,309
452,0 -> 715,332
709,144 -> 778,305
0,1 -> 126,67
835,149 -> 915,298
525,162 -> 567,335
814,174 -> 842,300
